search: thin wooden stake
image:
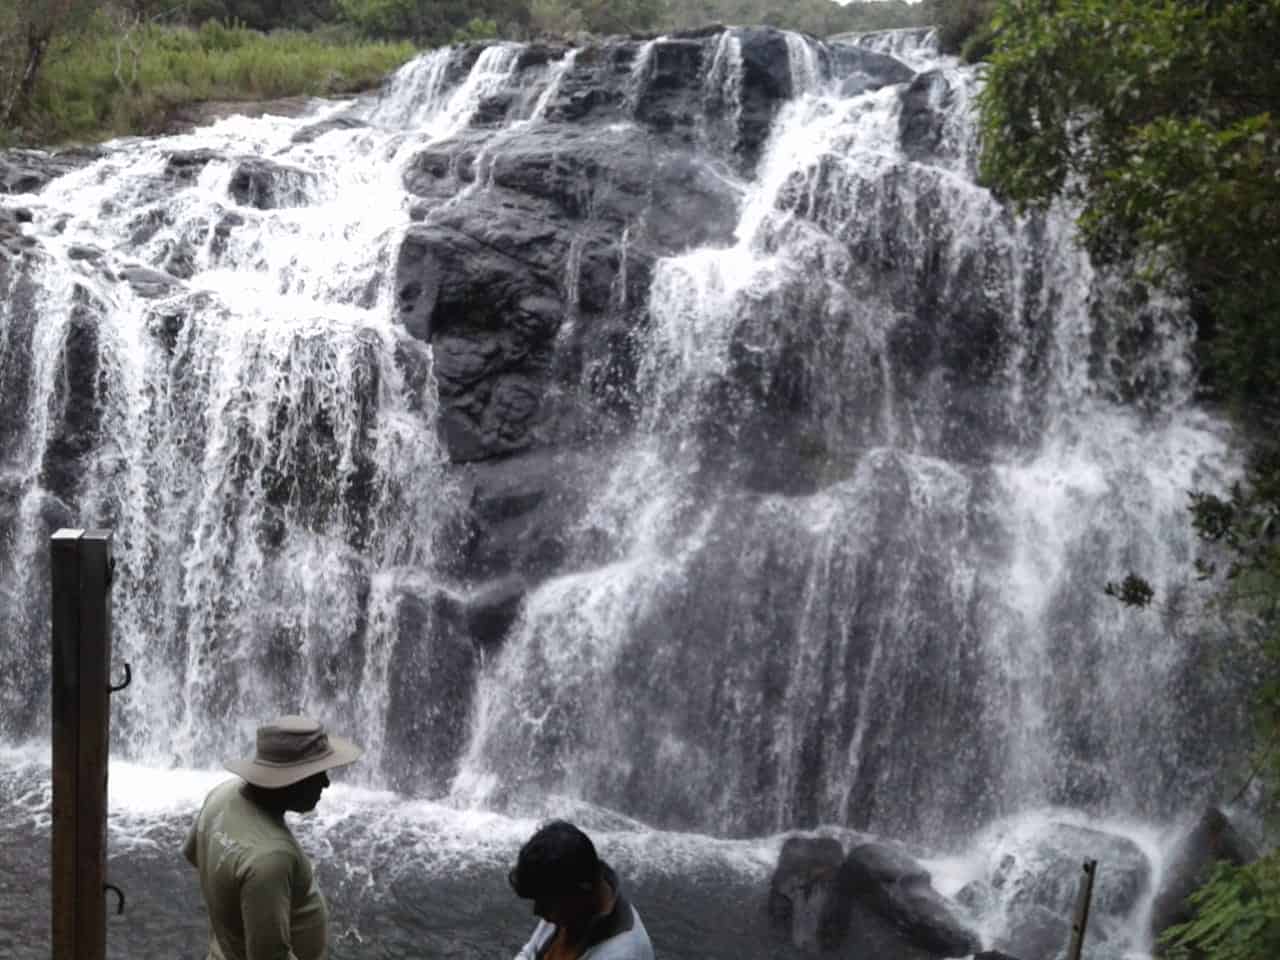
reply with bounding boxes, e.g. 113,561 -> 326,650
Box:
1066,858 -> 1098,960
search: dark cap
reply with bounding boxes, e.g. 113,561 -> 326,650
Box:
508,820 -> 602,900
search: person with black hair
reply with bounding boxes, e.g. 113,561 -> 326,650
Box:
509,820 -> 655,960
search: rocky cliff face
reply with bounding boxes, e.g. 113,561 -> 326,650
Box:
0,26 -> 1249,861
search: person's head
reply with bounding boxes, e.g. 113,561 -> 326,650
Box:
225,715 -> 362,814
255,769 -> 331,813
509,820 -> 605,929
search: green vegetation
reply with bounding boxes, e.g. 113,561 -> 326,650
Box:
978,2 -> 1280,957
332,0 -> 931,46
33,19 -> 411,143
925,0 -> 997,61
1,7 -> 412,145
2,0 -> 934,146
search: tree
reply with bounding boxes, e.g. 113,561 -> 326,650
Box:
1,0 -> 97,129
979,0 -> 1280,416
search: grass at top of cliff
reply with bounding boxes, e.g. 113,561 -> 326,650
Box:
15,19 -> 415,146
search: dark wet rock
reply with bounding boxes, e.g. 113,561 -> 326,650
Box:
383,586 -> 483,792
127,206 -> 172,246
975,953 -> 1024,960
734,28 -> 797,168
836,842 -> 981,957
0,207 -> 37,260
768,836 -> 980,957
229,156 -> 318,209
210,211 -> 246,259
1150,808 -> 1258,940
443,448 -> 604,584
122,265 -> 181,299
68,244 -> 104,262
397,119 -> 739,462
991,823 -> 1152,923
290,113 -> 367,144
996,903 -> 1069,960
161,241 -> 199,280
38,285 -> 106,504
434,574 -> 527,654
0,147 -> 101,195
146,302 -> 188,353
164,148 -> 221,184
900,70 -> 958,167
771,148 -> 1043,465
768,835 -> 847,950
826,42 -> 916,94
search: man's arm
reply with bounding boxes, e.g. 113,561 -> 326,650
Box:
182,805 -> 202,868
514,920 -> 554,960
241,851 -> 300,960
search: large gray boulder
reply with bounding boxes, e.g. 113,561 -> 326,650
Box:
768,835 -> 848,950
835,842 -> 981,957
768,837 -> 980,957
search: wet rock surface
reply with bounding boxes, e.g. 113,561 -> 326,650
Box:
768,836 -> 980,958
392,27 -> 931,467
0,147 -> 102,195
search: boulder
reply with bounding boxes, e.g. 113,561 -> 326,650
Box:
835,842 -> 981,957
826,42 -> 916,98
164,148 -> 221,185
121,265 -> 181,299
228,157 -> 318,209
768,837 -> 980,957
995,903 -> 1070,960
990,822 -> 1152,923
767,835 -> 847,950
1150,808 -> 1258,940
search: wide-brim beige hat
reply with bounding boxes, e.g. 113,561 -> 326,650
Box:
225,714 -> 362,789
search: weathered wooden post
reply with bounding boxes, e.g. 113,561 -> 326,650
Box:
1065,858 -> 1098,960
50,529 -> 115,960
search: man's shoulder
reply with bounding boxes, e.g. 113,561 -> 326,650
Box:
585,905 -> 654,960
200,782 -> 296,862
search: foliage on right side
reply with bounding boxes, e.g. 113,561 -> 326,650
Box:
977,2 -> 1280,957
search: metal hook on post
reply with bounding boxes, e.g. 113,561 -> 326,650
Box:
107,663 -> 131,694
103,884 -> 125,916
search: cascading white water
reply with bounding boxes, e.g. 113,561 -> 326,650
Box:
452,28 -> 1239,859
0,48 -> 533,766
0,27 -> 1252,960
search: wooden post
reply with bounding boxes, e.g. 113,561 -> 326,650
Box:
51,529 -> 114,960
1066,858 -> 1098,960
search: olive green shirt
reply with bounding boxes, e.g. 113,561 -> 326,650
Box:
183,779 -> 329,960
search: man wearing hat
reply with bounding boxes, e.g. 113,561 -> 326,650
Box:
183,715 -> 361,960
509,820 -> 655,960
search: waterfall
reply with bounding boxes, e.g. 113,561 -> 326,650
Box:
446,36 -> 1242,845
0,31 -> 1251,953
0,28 -> 1255,960
0,50 -> 510,766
